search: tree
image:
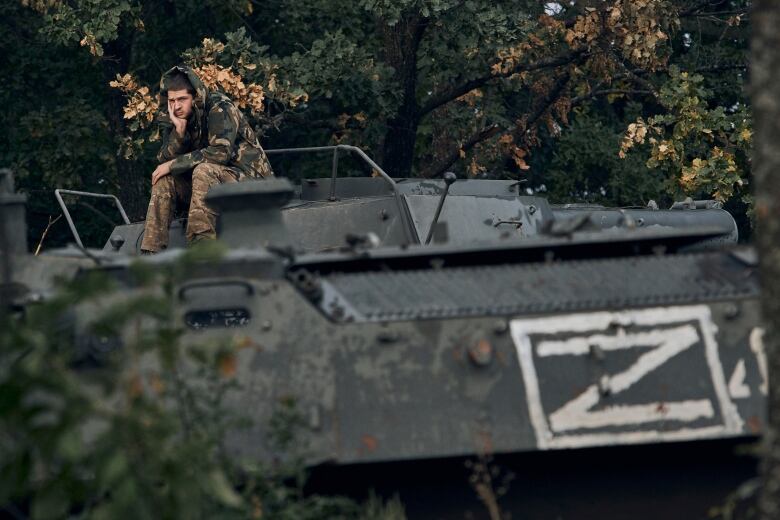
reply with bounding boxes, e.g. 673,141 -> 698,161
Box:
751,2 -> 780,518
1,0 -> 753,249
8,0 -> 285,221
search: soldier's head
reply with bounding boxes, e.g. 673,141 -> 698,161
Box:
166,71 -> 195,120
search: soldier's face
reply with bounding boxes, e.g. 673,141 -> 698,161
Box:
168,89 -> 194,120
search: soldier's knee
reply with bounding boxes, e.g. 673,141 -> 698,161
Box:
151,173 -> 175,194
192,163 -> 218,181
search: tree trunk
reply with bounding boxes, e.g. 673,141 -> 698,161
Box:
379,13 -> 426,178
102,38 -> 148,222
752,3 -> 780,518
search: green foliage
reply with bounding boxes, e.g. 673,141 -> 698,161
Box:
528,106 -> 667,207
1,0 -> 754,248
38,0 -> 141,57
14,101 -> 114,189
620,66 -> 751,202
359,0 -> 460,24
282,30 -> 397,113
0,244 -> 405,518
0,1 -> 120,248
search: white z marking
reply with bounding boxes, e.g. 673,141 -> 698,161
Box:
750,327 -> 768,396
542,324 -> 714,432
511,305 -> 743,449
728,359 -> 751,399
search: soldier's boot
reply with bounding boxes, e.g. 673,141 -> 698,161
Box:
186,163 -> 240,244
140,174 -> 178,253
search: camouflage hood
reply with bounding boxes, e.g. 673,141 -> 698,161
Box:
158,65 -> 211,143
159,64 -> 209,110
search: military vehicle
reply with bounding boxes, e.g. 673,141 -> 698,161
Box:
0,145 -> 765,518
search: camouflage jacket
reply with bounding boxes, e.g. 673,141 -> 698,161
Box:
156,65 -> 273,179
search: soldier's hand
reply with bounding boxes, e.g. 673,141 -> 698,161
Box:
168,100 -> 187,137
152,160 -> 173,186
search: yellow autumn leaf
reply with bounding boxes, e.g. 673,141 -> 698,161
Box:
498,134 -> 513,145
528,34 -> 544,47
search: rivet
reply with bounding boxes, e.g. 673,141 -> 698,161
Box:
724,303 -> 740,320
493,320 -> 509,335
468,339 -> 493,367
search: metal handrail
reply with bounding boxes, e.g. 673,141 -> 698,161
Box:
52,146 -> 414,247
265,145 -> 397,201
265,145 -> 418,243
54,189 -> 131,248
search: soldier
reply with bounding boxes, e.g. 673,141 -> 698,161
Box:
141,65 -> 274,253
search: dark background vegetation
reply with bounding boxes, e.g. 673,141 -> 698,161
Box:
0,1 -> 751,247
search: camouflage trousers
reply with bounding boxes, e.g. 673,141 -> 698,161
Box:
140,162 -> 241,252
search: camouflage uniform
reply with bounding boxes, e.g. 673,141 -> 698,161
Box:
141,65 -> 273,252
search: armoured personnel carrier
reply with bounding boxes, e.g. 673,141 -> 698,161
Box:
0,146 -> 764,518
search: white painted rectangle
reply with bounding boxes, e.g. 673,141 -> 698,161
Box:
511,305 -> 743,449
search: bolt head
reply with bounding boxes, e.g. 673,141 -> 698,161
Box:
468,339 -> 493,367
724,303 -> 740,320
109,235 -> 125,250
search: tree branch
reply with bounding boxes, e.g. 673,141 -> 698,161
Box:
680,7 -> 748,18
421,71 -> 575,178
680,0 -> 721,17
419,50 -> 585,119
694,63 -> 748,73
610,52 -> 661,99
689,9 -> 749,18
34,214 -> 62,256
225,3 -> 263,42
571,89 -> 653,106
420,124 -> 502,178
517,72 -> 572,138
